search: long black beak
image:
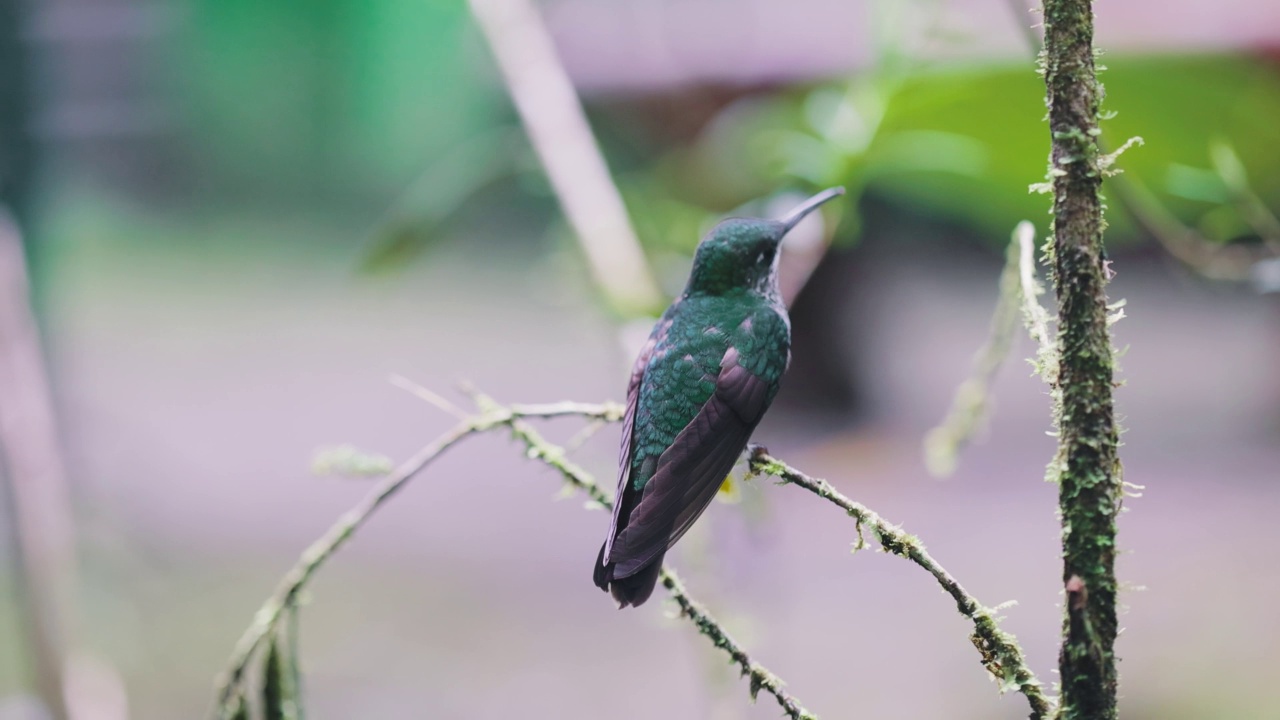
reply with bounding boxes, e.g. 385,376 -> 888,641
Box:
780,186 -> 846,232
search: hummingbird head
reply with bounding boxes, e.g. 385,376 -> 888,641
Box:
685,187 -> 845,298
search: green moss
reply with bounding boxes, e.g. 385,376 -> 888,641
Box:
1040,0 -> 1124,716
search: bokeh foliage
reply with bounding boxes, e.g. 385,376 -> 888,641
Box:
167,2 -> 1279,269
650,54 -> 1280,249
176,0 -> 503,200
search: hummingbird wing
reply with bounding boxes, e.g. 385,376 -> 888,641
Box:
600,326 -> 661,564
605,345 -> 772,580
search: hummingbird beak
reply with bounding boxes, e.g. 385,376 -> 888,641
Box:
779,186 -> 846,233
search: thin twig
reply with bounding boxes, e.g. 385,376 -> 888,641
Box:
924,221 -> 1059,477
1108,171 -> 1267,283
1209,141 -> 1280,249
1017,223 -> 1052,350
389,374 -> 469,419
747,449 -> 1055,719
563,418 -> 607,452
658,569 -> 810,718
508,400 -> 625,421
213,419 -> 483,715
1015,222 -> 1059,386
924,230 -> 1024,477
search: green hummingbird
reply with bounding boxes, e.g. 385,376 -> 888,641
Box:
593,187 -> 845,607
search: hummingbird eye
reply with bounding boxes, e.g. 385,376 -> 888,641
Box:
752,239 -> 775,264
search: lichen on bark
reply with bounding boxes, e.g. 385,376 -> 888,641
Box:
1039,0 -> 1123,717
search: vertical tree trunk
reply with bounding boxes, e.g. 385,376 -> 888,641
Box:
1040,0 -> 1122,717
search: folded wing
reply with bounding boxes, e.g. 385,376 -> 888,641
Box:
606,347 -> 770,579
593,326 -> 659,592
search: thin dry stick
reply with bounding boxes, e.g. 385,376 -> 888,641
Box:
508,400 -> 625,420
1208,141 -> 1280,249
1016,223 -> 1053,355
1109,171 -> 1268,283
924,230 -> 1024,477
1015,222 -> 1061,393
747,449 -> 1055,720
389,373 -> 469,419
467,0 -> 663,315
925,221 -> 1063,477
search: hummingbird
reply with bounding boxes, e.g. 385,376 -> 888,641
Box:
593,187 -> 846,608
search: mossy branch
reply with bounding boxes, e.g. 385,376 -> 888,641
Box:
746,448 -> 1055,719
216,387 -> 1066,720
1015,222 -> 1058,381
212,394 -> 813,719
467,0 -> 663,315
213,419 -> 481,716
1040,0 -> 1124,715
212,399 -> 622,717
925,221 -> 1058,477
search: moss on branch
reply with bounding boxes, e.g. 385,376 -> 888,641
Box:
213,395 -> 812,720
216,387 -> 1066,720
747,449 -> 1054,719
1039,0 -> 1124,715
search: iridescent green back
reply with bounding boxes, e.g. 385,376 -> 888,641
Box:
628,291 -> 790,491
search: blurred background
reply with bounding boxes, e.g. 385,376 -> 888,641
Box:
1,0 -> 1278,718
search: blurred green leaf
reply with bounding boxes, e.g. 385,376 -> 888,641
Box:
359,128 -> 528,273
1165,164 -> 1229,204
180,0 -> 505,196
873,55 -> 1280,243
687,54 -> 1280,248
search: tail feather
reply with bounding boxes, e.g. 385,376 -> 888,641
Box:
593,543 -> 663,608
610,560 -> 662,608
593,542 -> 611,591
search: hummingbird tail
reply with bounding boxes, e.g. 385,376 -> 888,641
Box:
593,543 -> 663,609
608,559 -> 663,609
592,542 -> 611,591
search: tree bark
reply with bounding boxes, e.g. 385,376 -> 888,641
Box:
1040,0 -> 1122,717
